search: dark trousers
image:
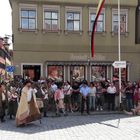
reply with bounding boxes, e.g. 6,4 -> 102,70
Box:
81,96 -> 89,114
0,101 -> 6,122
96,96 -> 103,107
43,99 -> 48,117
108,94 -> 115,111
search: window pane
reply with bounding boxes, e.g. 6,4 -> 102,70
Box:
21,18 -> 28,29
90,13 -> 96,21
90,21 -> 94,31
44,20 -> 51,30
74,13 -> 80,20
52,12 -> 58,19
96,22 -> 103,32
113,15 -> 118,21
113,22 -> 118,32
67,12 -> 74,20
74,21 -> 80,31
120,23 -> 126,32
29,19 -> 35,29
67,21 -> 74,30
52,20 -> 58,30
120,15 -> 126,22
21,10 -> 28,17
29,11 -> 36,18
98,14 -> 104,21
45,12 -> 51,19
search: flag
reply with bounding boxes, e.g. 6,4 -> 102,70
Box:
91,0 -> 105,58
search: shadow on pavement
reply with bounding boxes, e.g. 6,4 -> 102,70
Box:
0,112 -> 138,134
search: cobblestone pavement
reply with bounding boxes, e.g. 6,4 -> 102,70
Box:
0,114 -> 140,140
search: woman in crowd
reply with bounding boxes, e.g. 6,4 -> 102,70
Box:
63,81 -> 73,113
89,82 -> 96,111
54,82 -> 67,116
16,80 -> 41,126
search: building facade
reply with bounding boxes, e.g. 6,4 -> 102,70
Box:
10,0 -> 140,82
0,37 -> 13,80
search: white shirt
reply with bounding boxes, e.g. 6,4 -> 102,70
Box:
107,86 -> 116,94
2,92 -> 6,101
27,88 -> 33,102
89,87 -> 96,96
64,85 -> 72,95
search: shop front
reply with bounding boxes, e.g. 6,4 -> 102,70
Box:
46,61 -> 129,82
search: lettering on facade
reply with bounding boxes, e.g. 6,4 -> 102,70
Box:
70,54 -> 106,61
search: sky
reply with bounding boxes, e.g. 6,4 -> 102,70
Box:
0,0 -> 12,37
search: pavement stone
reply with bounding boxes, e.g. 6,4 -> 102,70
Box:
0,114 -> 140,140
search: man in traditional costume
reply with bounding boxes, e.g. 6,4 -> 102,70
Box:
16,80 -> 41,126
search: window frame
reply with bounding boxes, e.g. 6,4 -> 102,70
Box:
89,8 -> 105,32
19,4 -> 37,31
43,5 -> 60,31
112,9 -> 128,33
65,6 -> 82,32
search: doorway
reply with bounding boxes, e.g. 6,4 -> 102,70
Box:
22,65 -> 41,81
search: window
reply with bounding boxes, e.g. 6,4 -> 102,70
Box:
65,7 -> 82,31
70,66 -> 85,82
112,9 -> 128,33
113,68 -> 127,82
43,5 -> 60,30
89,8 -> 105,32
44,11 -> 58,30
20,9 -> 36,30
91,66 -> 106,81
47,66 -> 63,81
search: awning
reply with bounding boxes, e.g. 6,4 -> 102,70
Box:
46,61 -> 130,66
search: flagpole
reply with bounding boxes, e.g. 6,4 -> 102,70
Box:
118,0 -> 122,108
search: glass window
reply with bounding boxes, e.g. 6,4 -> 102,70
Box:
112,10 -> 128,33
20,9 -> 36,30
91,66 -> 106,81
90,12 -> 104,32
44,11 -> 59,30
66,12 -> 80,31
113,68 -> 127,82
47,66 -> 63,81
70,66 -> 85,82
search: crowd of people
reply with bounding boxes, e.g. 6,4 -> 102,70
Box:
0,77 -> 140,126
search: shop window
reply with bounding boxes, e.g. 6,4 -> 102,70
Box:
91,66 -> 106,81
113,68 -> 127,82
70,66 -> 85,82
47,65 -> 63,81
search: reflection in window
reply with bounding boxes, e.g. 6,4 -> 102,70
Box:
48,66 -> 63,81
113,68 -> 127,82
90,13 -> 104,32
66,12 -> 80,31
70,66 -> 85,82
44,11 -> 59,30
20,9 -> 36,29
112,9 -> 128,33
91,66 -> 106,81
